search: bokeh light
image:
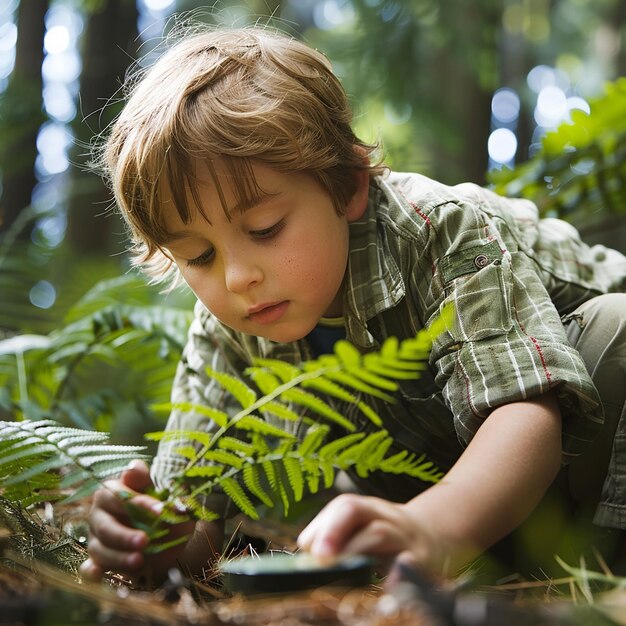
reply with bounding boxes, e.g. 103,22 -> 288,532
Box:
491,88 -> 520,126
535,85 -> 568,128
313,0 -> 355,30
142,0 -> 176,11
488,128 -> 518,164
44,24 -> 71,55
35,122 -> 72,177
29,280 -> 57,309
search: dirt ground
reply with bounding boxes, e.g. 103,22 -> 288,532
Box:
1,498 -> 625,626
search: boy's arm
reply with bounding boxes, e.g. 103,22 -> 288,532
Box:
298,390 -> 562,574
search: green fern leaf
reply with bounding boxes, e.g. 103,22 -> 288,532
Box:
300,375 -> 358,403
302,457 -> 321,494
217,437 -> 255,457
149,405 -> 228,428
297,425 -> 330,456
203,450 -> 245,469
324,371 -> 395,402
184,465 -> 224,478
180,495 -> 221,522
251,359 -> 301,383
173,445 -> 198,460
319,433 -> 366,460
245,368 -> 281,395
220,477 -> 259,520
281,388 -> 355,431
350,431 -> 392,478
355,400 -> 383,427
236,415 -> 296,439
333,341 -> 361,366
283,456 -> 304,502
260,400 -> 301,422
348,367 -> 399,392
262,460 -> 290,515
243,464 -> 274,508
205,368 -> 257,409
320,459 -> 335,489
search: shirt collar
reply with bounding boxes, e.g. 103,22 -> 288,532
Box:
342,180 -> 405,349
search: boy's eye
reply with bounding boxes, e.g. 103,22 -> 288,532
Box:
250,220 -> 284,238
186,247 -> 215,267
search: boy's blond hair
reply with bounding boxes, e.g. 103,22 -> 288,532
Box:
99,26 -> 384,281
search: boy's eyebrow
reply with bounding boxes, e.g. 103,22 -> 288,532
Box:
162,191 -> 280,244
230,190 -> 278,214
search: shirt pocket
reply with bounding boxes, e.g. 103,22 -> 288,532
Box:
438,240 -> 514,342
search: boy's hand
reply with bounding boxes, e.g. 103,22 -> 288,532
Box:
79,460 -> 194,581
296,493 -> 444,574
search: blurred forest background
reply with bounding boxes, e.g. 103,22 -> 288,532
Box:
0,0 -> 625,444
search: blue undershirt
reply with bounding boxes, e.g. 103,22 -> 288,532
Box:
306,316 -> 346,357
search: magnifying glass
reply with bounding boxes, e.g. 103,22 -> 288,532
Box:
219,551 -> 374,595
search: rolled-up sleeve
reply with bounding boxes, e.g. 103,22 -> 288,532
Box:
426,192 -> 603,463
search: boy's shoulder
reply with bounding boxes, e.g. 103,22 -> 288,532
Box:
372,170 -> 541,246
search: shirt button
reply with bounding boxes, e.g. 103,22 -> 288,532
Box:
473,254 -> 490,269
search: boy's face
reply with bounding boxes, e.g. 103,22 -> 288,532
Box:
163,161 -> 368,343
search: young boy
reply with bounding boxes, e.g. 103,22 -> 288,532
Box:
80,26 -> 626,583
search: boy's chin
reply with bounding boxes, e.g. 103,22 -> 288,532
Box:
251,321 -> 318,344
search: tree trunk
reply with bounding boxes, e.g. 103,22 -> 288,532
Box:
0,0 -> 48,237
65,0 -> 138,256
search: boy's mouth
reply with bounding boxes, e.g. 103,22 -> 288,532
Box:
247,301 -> 289,325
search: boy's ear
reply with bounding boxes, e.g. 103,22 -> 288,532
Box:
345,167 -> 370,222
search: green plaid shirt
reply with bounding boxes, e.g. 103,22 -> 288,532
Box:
152,172 -> 626,512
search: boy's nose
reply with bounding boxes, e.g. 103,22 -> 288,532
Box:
224,256 -> 263,293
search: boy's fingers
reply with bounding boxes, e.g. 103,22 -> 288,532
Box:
342,519 -> 407,556
86,536 -> 144,573
298,495 -> 391,557
79,558 -> 104,582
121,460 -> 152,492
90,507 -> 149,551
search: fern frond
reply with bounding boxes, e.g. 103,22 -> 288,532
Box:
297,425 -> 330,456
205,368 -> 257,409
0,419 -> 147,506
184,465 -> 224,478
203,449 -> 245,469
221,477 -> 259,519
150,405 -> 228,428
217,437 -> 255,457
151,306 -> 451,520
259,400 -> 301,422
280,388 -> 355,431
145,428 -> 213,447
242,464 -> 274,508
283,456 -> 304,502
235,415 -> 296,439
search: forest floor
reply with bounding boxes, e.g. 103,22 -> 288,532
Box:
1,497 -> 626,626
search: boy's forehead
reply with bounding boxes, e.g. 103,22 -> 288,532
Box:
160,159 -> 276,236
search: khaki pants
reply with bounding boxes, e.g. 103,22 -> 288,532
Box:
563,293 -> 626,529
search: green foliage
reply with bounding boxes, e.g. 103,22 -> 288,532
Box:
0,273 -> 193,441
146,306 -> 452,522
0,304 -> 451,535
0,419 -> 147,506
489,78 -> 626,220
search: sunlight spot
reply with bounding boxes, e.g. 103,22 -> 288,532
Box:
488,128 -> 518,163
491,88 -> 520,124
535,85 -> 568,127
142,0 -> 176,11
44,24 -> 70,55
0,20 -> 17,51
29,280 -> 56,309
